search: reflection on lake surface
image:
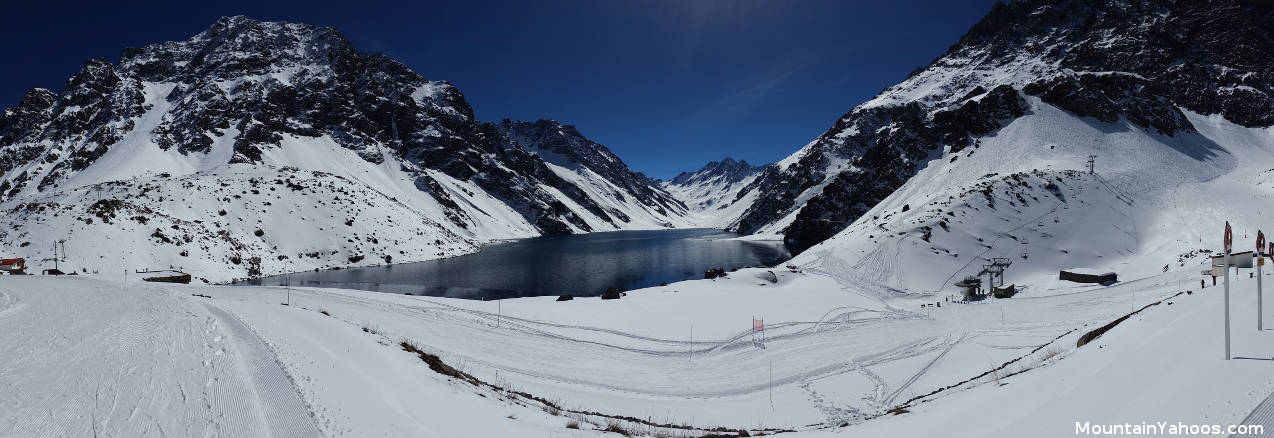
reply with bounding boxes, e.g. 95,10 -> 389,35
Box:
238,228 -> 790,300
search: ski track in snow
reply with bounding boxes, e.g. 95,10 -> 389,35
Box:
0,277 -> 318,437
261,282 -> 1057,428
287,286 -> 938,400
201,304 -> 322,438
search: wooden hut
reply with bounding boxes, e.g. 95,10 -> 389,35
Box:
993,284 -> 1016,298
142,270 -> 192,284
1059,268 -> 1117,284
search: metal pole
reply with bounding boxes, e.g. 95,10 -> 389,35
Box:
769,359 -> 774,412
1225,249 -> 1231,360
1259,259 -> 1264,331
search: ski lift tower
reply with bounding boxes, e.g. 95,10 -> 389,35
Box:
52,239 -> 68,270
955,276 -> 983,301
982,257 -> 1013,289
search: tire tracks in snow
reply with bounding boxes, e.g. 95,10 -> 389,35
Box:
289,287 -> 935,400
880,333 -> 968,406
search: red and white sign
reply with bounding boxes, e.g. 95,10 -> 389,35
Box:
1260,230 -> 1267,255
753,319 -> 764,332
1225,221 -> 1233,253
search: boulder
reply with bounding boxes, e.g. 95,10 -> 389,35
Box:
600,287 -> 622,300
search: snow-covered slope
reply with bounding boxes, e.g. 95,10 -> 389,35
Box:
498,119 -> 691,230
763,0 -> 1274,298
0,165 -> 480,283
662,158 -> 763,228
728,0 -> 1274,258
9,258 -> 1271,436
789,100 -> 1268,297
0,16 -> 690,281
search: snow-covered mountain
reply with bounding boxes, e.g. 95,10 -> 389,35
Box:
662,158 -> 763,228
0,16 -> 689,281
727,0 -> 1273,258
739,0 -> 1274,294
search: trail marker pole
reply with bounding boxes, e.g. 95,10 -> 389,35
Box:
1225,249 -> 1230,359
769,359 -> 774,412
1258,231 -> 1266,331
1224,221 -> 1232,360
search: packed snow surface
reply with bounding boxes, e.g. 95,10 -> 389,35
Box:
3,258 -> 1271,437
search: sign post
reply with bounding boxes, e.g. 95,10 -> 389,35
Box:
1224,221 -> 1232,360
1259,230 -> 1266,331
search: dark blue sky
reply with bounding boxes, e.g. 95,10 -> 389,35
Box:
1,0 -> 998,179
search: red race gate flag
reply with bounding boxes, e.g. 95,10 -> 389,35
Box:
753,319 -> 764,332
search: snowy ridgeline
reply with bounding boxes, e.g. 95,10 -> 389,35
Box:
789,102 -> 1274,297
0,17 -> 703,281
661,158 -> 764,229
717,0 -> 1274,263
4,2 -> 1274,435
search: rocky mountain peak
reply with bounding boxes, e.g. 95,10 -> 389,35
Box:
732,0 -> 1274,254
120,16 -> 357,84
0,16 -> 691,260
668,158 -> 761,186
498,118 -> 684,216
906,0 -> 1274,126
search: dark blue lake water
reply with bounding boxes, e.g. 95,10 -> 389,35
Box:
239,228 -> 790,300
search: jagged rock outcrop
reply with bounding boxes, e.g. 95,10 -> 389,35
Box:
0,16 -> 685,238
730,0 -> 1274,253
0,16 -> 691,280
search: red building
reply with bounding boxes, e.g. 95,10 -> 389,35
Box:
0,258 -> 26,274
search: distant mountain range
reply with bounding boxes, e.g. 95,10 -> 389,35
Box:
0,16 -> 692,280
4,0 -> 1272,286
661,158 -> 763,228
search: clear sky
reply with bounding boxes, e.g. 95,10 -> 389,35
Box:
1,0 -> 1000,179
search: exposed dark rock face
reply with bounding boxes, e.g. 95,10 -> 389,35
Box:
0,16 -> 683,235
933,85 -> 1027,153
498,119 -> 686,222
732,0 -> 1274,253
961,0 -> 1274,128
1023,73 -> 1193,135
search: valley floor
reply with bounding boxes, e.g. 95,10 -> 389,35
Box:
1,266 -> 1272,437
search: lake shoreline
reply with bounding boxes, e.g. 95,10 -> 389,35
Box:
231,228 -> 790,300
